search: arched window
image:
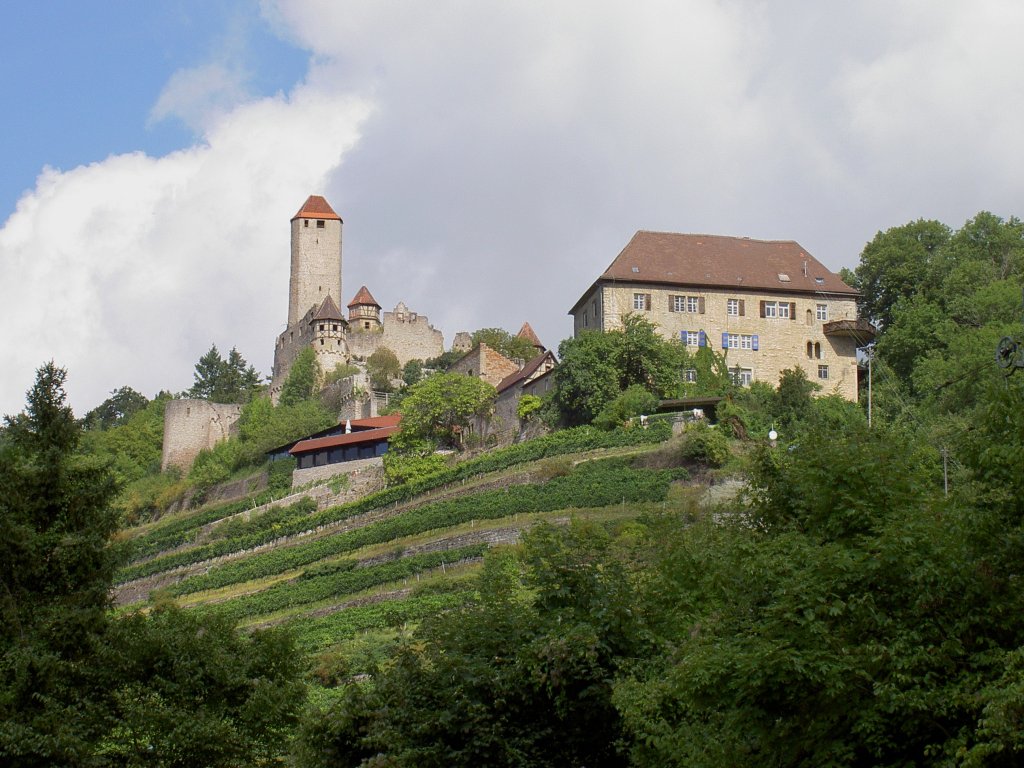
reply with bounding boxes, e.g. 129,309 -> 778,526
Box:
807,341 -> 814,358
806,309 -> 813,325
814,342 -> 821,359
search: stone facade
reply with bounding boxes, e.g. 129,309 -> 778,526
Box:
570,232 -> 871,402
448,343 -> 522,387
290,456 -> 384,489
576,282 -> 860,400
161,399 -> 244,472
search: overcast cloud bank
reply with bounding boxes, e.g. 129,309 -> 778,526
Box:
3,0 -> 1023,415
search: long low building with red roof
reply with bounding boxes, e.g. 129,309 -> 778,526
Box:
267,414 -> 402,472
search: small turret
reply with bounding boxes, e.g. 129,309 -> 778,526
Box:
311,294 -> 349,370
348,285 -> 382,331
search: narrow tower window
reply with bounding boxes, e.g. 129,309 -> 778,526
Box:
316,220 -> 325,229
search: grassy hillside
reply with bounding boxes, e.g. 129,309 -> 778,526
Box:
114,422 -> 706,673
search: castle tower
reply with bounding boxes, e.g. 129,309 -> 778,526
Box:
288,195 -> 343,326
347,285 -> 382,331
311,294 -> 350,374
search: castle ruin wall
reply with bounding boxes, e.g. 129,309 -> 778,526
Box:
161,399 -> 244,472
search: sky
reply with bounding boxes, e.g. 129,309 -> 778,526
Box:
2,0 -> 1024,417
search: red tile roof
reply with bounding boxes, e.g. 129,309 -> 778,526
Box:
292,195 -> 342,222
290,425 -> 399,455
350,413 -> 402,429
347,285 -> 381,308
495,350 -> 556,394
312,295 -> 344,321
516,322 -> 543,349
571,231 -> 856,313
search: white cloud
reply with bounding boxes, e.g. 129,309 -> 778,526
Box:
150,62 -> 252,133
0,84 -> 372,416
5,0 -> 1024,414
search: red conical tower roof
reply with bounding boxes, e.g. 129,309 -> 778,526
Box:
347,285 -> 381,309
516,321 -> 543,349
292,195 -> 342,222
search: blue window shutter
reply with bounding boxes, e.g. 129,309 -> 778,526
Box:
752,334 -> 759,351
680,330 -> 686,342
722,332 -> 729,349
698,330 -> 706,347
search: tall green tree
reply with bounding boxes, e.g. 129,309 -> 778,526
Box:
279,347 -> 321,406
189,344 -> 261,403
390,373 -> 496,451
0,364 -> 306,766
0,363 -> 120,763
851,218 -> 952,330
366,347 -> 401,392
81,386 -> 149,430
549,330 -> 623,426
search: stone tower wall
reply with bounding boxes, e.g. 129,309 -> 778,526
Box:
161,399 -> 244,472
288,216 -> 342,326
271,307 -> 316,401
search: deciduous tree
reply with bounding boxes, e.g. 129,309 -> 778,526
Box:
391,373 -> 496,450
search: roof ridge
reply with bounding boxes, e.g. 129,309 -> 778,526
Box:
312,294 -> 344,320
292,195 -> 342,222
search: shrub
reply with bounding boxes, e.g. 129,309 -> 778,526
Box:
267,457 -> 296,494
593,385 -> 659,430
679,421 -> 730,467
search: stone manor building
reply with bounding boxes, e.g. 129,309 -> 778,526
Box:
569,232 -> 875,401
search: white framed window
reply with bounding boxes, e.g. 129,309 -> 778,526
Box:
685,331 -> 699,347
684,369 -> 697,383
633,293 -> 651,311
687,296 -> 699,313
732,368 -> 753,386
762,300 -> 792,319
727,298 -> 739,316
726,333 -> 740,349
818,364 -> 829,379
673,295 -> 687,312
740,334 -> 753,350
816,303 -> 828,321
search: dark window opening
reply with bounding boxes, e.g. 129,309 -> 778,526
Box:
316,220 -> 325,228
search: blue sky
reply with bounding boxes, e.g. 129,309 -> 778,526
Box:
3,1 -> 1024,416
0,2 -> 306,215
